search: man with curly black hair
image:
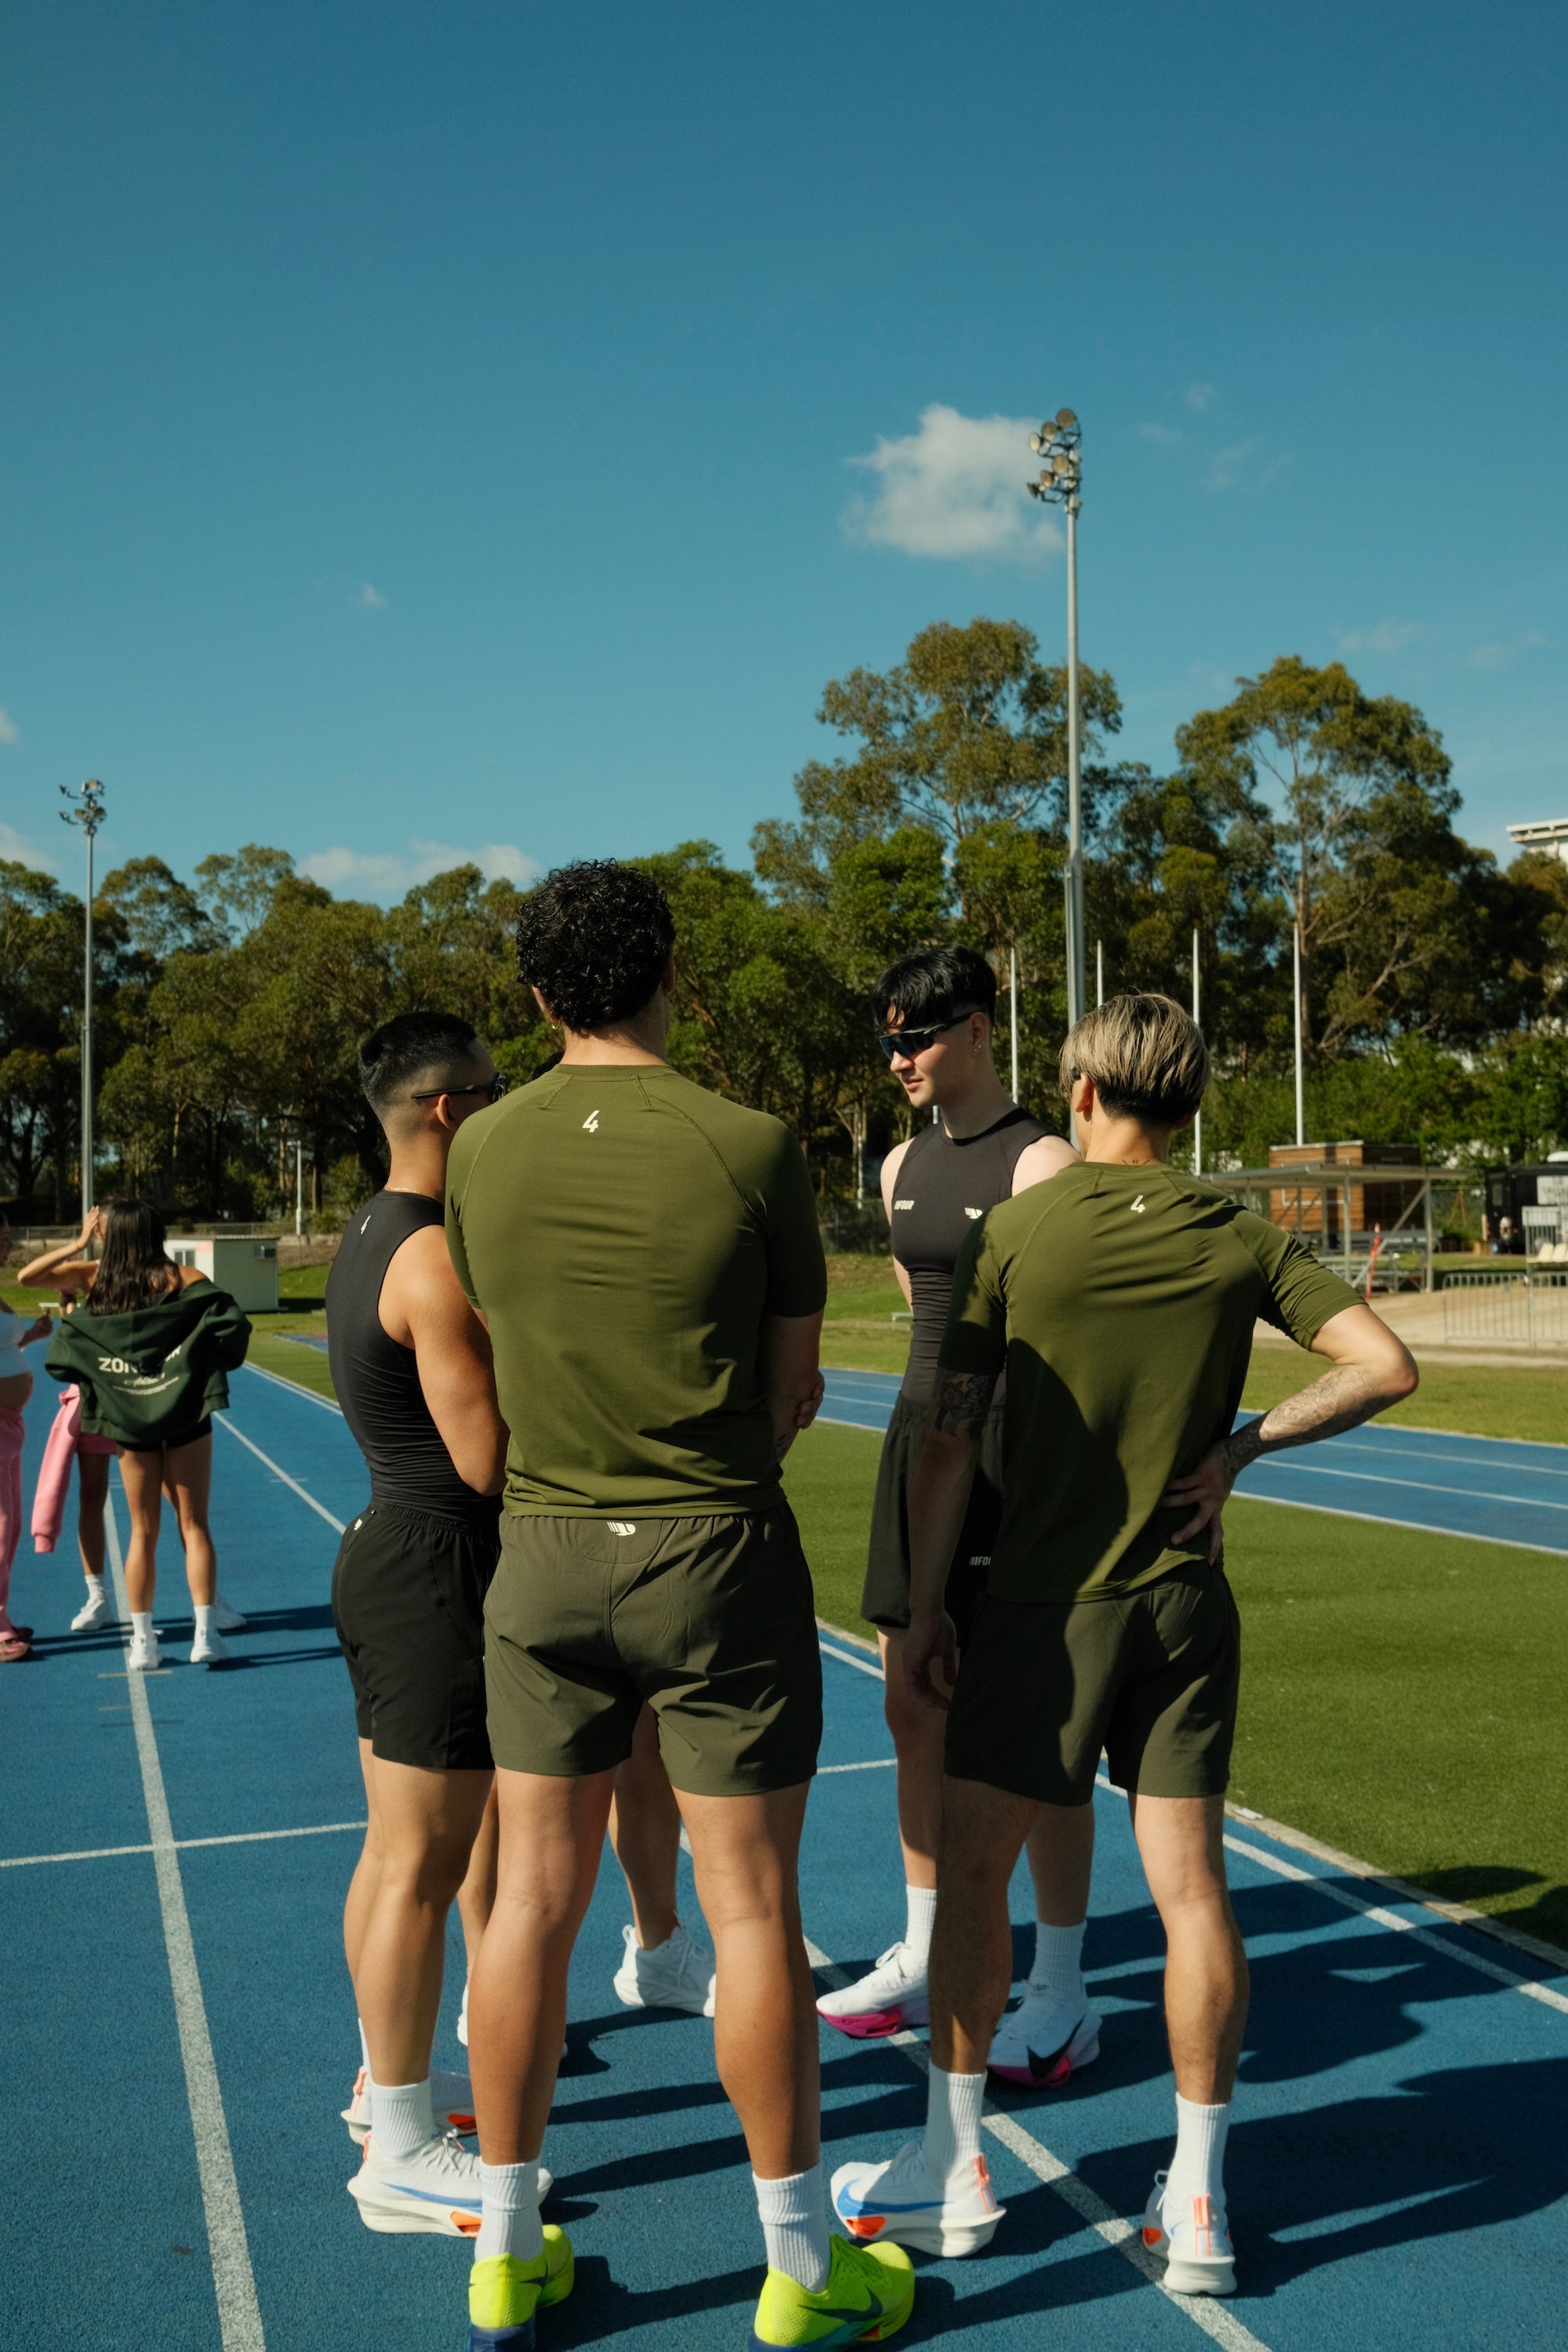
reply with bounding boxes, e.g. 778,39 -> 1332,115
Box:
445,862 -> 916,2349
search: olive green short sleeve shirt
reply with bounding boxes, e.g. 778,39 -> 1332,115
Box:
445,1062 -> 826,1516
939,1162 -> 1363,1604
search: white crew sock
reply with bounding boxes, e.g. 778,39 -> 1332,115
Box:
904,1884 -> 938,1966
1166,2094 -> 1231,2212
358,2017 -> 371,2074
130,1610 -> 153,1643
370,2077 -> 436,2164
924,2062 -> 985,2183
1030,1919 -> 1086,2005
84,1574 -> 106,1602
754,2164 -> 830,2292
475,2159 -> 544,2264
194,1603 -> 216,1641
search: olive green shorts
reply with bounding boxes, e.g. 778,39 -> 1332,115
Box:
860,1393 -> 1005,1645
945,1565 -> 1240,1806
484,1504 -> 822,1796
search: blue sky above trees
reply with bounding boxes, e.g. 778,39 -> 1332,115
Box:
2,0 -> 1565,898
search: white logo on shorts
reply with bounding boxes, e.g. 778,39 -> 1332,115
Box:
964,1206 -> 982,1219
583,1110 -> 601,1132
608,1520 -> 637,1536
1131,1193 -> 1147,1214
894,1199 -> 914,1210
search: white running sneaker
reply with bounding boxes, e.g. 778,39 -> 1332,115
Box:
71,1587 -> 113,1632
986,1988 -> 1102,2089
612,1921 -> 717,2017
190,1625 -> 230,1667
815,1943 -> 929,2040
1141,2172 -> 1236,2296
832,2139 -> 1005,2258
348,2129 -> 485,2236
126,1628 -> 162,1672
457,1978 -> 468,2047
212,1591 -> 248,1632
342,2065 -> 479,2146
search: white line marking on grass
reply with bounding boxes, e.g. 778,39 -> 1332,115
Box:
104,1490 -> 267,2352
0,1820 -> 368,1871
804,1935 -> 1272,2351
1230,1487 -> 1568,1557
216,1417 -> 346,1533
241,1359 -> 343,1416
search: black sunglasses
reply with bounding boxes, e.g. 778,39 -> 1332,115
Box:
410,1077 -> 508,1104
876,1011 -> 981,1063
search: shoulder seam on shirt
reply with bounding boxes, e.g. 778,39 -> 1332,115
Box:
641,1078 -> 770,1220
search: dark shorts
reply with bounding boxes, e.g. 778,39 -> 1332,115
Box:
945,1565 -> 1241,1806
330,1501 -> 500,1772
860,1392 -> 1004,1644
485,1504 -> 822,1797
118,1417 -> 212,1453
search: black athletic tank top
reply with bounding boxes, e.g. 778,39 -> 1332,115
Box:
889,1107 -> 1053,1397
325,1190 -> 499,1525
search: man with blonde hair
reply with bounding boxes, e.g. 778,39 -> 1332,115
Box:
832,992 -> 1417,2297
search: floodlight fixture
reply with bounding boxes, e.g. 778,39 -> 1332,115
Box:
1024,407 -> 1086,1039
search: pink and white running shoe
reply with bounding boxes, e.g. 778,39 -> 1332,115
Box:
1141,2171 -> 1236,2296
816,1942 -> 929,2040
986,1987 -> 1102,2088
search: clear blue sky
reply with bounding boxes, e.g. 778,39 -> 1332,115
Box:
3,2 -> 1565,900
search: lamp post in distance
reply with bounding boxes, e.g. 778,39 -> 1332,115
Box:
1027,408 -> 1085,1029
60,779 -> 107,1220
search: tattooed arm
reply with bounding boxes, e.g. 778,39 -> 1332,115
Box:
903,1367 -> 1000,1710
1162,1304 -> 1417,1558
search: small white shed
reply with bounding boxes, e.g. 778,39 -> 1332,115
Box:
166,1235 -> 280,1312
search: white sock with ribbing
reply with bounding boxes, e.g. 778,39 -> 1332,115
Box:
923,2062 -> 985,2183
371,2078 -> 435,2163
904,1884 -> 938,1966
475,2160 -> 544,2264
753,2165 -> 830,2291
1029,1919 -> 1086,2004
1165,2094 -> 1230,2214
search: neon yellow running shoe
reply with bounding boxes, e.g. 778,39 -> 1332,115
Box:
748,2233 -> 915,2346
467,2230 -> 575,2349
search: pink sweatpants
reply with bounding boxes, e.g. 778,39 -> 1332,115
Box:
0,1406 -> 23,1630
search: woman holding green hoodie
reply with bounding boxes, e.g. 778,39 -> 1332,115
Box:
26,1200 -> 252,1670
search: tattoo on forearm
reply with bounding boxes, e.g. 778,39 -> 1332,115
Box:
931,1370 -> 997,1440
1243,1365 -> 1395,1464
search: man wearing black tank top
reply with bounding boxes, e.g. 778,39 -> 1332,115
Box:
817,948 -> 1104,2092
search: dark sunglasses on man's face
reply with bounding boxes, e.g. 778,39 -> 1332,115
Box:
876,1011 -> 979,1064
410,1077 -> 508,1104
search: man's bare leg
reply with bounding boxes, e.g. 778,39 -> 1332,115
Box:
457,1780 -> 499,1979
608,1703 -> 681,1949
929,1775 -> 1036,2076
1128,1791 -> 1247,2282
353,1756 -> 493,2089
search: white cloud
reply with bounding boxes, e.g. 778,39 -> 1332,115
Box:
300,840 -> 539,899
356,583 -> 387,609
0,821 -> 57,871
1140,423 -> 1182,446
1335,620 -> 1421,657
1186,383 -> 1216,412
844,404 -> 1062,562
1466,641 -> 1514,670
1204,437 -> 1257,490
0,706 -> 18,742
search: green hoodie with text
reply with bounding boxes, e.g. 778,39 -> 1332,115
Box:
45,1280 -> 252,1444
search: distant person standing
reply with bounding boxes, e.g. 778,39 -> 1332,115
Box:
29,1200 -> 251,1669
818,947 -> 1097,2095
27,1245 -> 127,1634
0,1212 -> 55,1662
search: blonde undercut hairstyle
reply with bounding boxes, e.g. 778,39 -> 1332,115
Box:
1060,993 -> 1210,1127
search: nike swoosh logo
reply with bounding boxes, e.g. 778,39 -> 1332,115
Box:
376,2182 -> 481,2209
811,2298 -> 884,2343
837,2190 -> 943,2214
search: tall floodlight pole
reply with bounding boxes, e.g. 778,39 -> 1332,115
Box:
1027,409 -> 1084,1029
1008,942 -> 1020,1100
1096,938 -> 1104,1008
60,779 -> 107,1218
295,1139 -> 305,1239
1292,920 -> 1305,1148
1191,927 -> 1203,1178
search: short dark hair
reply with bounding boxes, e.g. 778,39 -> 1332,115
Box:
517,860 -> 675,1033
870,945 -> 996,1030
358,1011 -> 481,1114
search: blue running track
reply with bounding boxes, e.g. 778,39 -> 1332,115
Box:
819,1369 -> 1568,1556
4,1362 -> 1566,2350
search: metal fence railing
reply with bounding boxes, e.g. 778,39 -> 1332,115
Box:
1441,1269 -> 1568,1348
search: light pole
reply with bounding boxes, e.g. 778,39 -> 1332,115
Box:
1292,920 -> 1305,1148
1028,408 -> 1084,1028
1191,927 -> 1203,1178
1008,942 -> 1020,1100
295,1139 -> 305,1240
60,779 -> 107,1219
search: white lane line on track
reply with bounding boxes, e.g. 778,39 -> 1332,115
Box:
1245,1458 -> 1568,1513
817,1759 -> 897,1775
803,1934 -> 1272,2352
1227,1487 -> 1568,1557
104,1488 -> 267,2352
1332,1437 -> 1568,1480
216,1416 -> 347,1532
0,1820 -> 368,1871
241,1359 -> 343,1415
814,1645 -> 1568,2014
